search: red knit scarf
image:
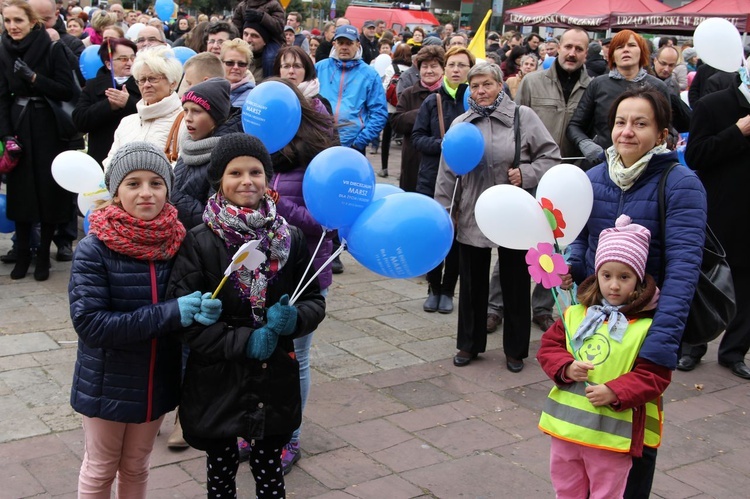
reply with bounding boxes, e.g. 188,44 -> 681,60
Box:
89,204 -> 186,260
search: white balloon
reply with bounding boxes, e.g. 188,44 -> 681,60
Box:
694,18 -> 744,72
535,164 -> 593,245
371,54 -> 392,77
77,187 -> 110,216
475,184 -> 554,250
52,151 -> 104,194
126,23 -> 146,42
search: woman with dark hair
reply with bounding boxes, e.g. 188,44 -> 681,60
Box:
377,42 -> 412,177
566,85 -> 706,498
567,30 -> 680,168
406,26 -> 425,55
501,45 -> 526,80
392,45 -> 445,192
170,16 -> 190,43
0,0 -> 79,281
273,44 -> 331,114
73,38 -> 141,166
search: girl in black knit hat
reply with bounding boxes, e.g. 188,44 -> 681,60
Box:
167,133 -> 326,499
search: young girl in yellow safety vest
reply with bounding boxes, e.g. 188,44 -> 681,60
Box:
537,214 -> 672,499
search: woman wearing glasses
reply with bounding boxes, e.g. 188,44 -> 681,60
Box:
73,38 -> 141,166
220,38 -> 255,107
103,45 -> 185,169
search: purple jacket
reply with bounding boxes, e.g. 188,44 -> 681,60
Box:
272,168 -> 333,289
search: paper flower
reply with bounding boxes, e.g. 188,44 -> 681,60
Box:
226,240 -> 265,276
526,242 -> 568,289
540,197 -> 566,239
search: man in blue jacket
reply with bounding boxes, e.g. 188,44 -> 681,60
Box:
315,25 -> 388,154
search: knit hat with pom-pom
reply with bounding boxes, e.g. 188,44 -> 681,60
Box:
595,214 -> 651,281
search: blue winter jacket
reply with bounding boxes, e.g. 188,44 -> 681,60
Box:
68,235 -> 183,423
567,151 -> 707,369
315,54 -> 388,149
230,81 -> 254,108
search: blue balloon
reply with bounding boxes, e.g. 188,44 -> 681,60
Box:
463,88 -> 470,112
542,56 -> 554,69
173,46 -> 197,66
372,183 -> 404,202
346,193 -> 453,278
0,194 -> 14,233
303,146 -> 375,229
677,146 -> 687,166
83,209 -> 91,235
242,81 -> 301,154
154,0 -> 173,21
80,45 -> 103,80
442,122 -> 485,175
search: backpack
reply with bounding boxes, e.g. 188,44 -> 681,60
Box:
385,63 -> 401,107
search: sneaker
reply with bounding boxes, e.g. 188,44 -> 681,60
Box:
238,438 -> 251,463
281,441 -> 300,475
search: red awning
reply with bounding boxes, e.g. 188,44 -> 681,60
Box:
504,0 -> 670,30
612,1 -> 750,32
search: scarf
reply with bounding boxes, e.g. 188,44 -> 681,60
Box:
298,78 -> 321,101
1,27 -> 51,73
572,299 -> 629,353
179,133 -> 222,166
89,204 -> 185,260
468,90 -> 504,117
442,76 -> 458,99
606,143 -> 668,191
136,92 -> 182,120
230,74 -> 255,91
608,67 -> 649,82
114,76 -> 129,85
420,78 -> 442,92
203,193 -> 291,325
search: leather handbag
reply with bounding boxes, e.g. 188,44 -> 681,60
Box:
658,163 -> 737,345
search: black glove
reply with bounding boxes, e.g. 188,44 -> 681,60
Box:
13,59 -> 35,83
244,9 -> 263,23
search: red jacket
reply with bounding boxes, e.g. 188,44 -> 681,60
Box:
536,275 -> 672,457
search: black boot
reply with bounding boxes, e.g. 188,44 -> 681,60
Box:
34,248 -> 50,281
10,250 -> 32,280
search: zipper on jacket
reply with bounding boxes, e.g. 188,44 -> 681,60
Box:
334,65 -> 347,123
146,261 -> 158,422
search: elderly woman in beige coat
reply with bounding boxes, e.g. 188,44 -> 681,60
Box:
434,62 -> 560,373
103,46 -> 185,169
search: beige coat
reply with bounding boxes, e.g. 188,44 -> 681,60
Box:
434,96 -> 561,248
514,64 -> 590,159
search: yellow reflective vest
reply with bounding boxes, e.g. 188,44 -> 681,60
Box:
538,304 -> 663,453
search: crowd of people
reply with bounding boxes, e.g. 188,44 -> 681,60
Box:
0,0 -> 747,497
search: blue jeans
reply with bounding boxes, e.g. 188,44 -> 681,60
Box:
290,287 -> 327,444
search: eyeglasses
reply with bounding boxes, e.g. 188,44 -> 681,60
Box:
113,55 -> 137,62
446,63 -> 470,69
280,63 -> 304,70
223,60 -> 249,68
135,36 -> 162,45
136,75 -> 166,86
207,38 -> 227,46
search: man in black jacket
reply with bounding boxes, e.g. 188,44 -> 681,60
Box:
359,20 -> 379,65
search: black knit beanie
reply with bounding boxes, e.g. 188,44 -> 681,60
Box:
207,133 -> 274,189
244,21 -> 270,45
181,78 -> 231,126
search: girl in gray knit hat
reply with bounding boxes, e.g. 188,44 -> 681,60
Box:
69,141 -> 221,498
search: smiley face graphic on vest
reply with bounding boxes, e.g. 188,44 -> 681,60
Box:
581,333 -> 611,366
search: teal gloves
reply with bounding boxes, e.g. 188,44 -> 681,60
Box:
245,295 -> 298,360
195,292 -> 222,326
177,291 -> 202,327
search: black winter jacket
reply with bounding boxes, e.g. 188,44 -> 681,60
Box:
172,109 -> 243,230
412,84 -> 468,197
167,224 -> 326,450
72,71 -> 141,165
68,235 -> 184,423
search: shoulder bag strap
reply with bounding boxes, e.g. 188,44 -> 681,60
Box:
436,93 -> 445,138
164,110 -> 185,162
513,105 -> 521,169
657,162 -> 680,287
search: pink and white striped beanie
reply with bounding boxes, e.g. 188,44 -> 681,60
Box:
595,214 -> 651,281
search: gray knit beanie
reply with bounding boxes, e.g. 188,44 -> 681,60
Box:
105,142 -> 174,198
207,133 -> 273,189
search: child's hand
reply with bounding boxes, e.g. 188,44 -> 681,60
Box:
566,360 -> 594,382
585,384 -> 618,407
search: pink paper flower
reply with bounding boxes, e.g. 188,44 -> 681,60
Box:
540,197 -> 566,239
526,242 -> 568,289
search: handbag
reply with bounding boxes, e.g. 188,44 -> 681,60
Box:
164,111 -> 185,162
658,162 -> 737,345
0,137 -> 21,174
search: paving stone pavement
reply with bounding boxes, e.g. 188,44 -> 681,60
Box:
1,148 -> 750,498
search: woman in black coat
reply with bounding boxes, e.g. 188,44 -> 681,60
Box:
167,133 -> 325,499
72,38 -> 141,166
0,0 -> 79,281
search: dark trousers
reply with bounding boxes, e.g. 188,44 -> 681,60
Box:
426,236 -> 459,297
381,116 -> 393,171
457,243 -> 530,358
53,198 -> 78,249
624,446 -> 657,499
681,265 -> 750,363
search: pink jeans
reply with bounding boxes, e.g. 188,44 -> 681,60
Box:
549,437 -> 632,499
78,415 -> 164,499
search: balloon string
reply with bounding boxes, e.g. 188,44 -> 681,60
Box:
552,287 -> 588,387
290,244 -> 344,306
290,231 -> 326,305
449,177 -> 459,221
